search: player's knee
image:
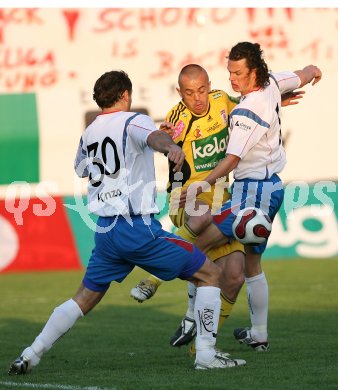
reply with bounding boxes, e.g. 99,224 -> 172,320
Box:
206,260 -> 222,287
232,272 -> 245,291
187,212 -> 212,234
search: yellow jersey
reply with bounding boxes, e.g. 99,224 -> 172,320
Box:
166,89 -> 238,210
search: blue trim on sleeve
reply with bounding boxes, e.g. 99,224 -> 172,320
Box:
122,112 -> 141,216
122,112 -> 141,157
231,108 -> 270,129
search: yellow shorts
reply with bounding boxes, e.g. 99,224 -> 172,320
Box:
169,192 -> 245,262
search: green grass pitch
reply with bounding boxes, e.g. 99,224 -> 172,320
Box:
1,258 -> 337,390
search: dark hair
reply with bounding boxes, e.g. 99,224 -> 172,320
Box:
93,70 -> 132,109
229,42 -> 270,88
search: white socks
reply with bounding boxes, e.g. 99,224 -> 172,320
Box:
22,299 -> 84,366
246,272 -> 269,342
185,282 -> 197,320
194,286 -> 221,363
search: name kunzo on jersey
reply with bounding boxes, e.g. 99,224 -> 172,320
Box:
232,207 -> 272,245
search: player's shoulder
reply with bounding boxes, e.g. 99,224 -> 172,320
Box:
232,93 -> 263,115
128,111 -> 154,124
209,89 -> 239,104
166,100 -> 189,124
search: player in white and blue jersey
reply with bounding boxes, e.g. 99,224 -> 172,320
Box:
178,42 -> 322,351
8,70 -> 246,374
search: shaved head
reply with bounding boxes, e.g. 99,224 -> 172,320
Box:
178,64 -> 209,88
177,64 -> 211,115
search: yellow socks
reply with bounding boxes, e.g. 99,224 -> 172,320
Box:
218,293 -> 235,330
148,275 -> 163,288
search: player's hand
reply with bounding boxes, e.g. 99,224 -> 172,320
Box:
178,188 -> 187,208
167,144 -> 185,173
302,65 -> 322,86
281,90 -> 305,106
178,185 -> 203,208
308,65 -> 322,85
159,121 -> 175,137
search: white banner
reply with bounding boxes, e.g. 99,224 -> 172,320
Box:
0,8 -> 336,194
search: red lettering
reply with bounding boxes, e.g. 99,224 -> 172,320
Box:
186,9 -> 200,27
94,9 -> 121,32
43,51 -> 55,66
0,9 -> 42,43
2,71 -> 58,91
62,10 -> 80,40
150,51 -> 174,78
161,9 -> 181,27
8,10 -> 21,23
23,73 -> 37,90
111,39 -> 138,58
0,48 -> 55,68
40,70 -> 58,87
212,9 -> 235,24
124,39 -> 138,58
112,39 -> 138,58
5,73 -> 20,89
26,49 -> 38,66
245,8 -> 294,23
139,9 -> 156,29
119,10 -> 134,30
25,9 -> 43,24
246,8 -> 256,23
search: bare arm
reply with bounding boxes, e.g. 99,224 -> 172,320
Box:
202,154 -> 240,187
178,154 -> 240,207
147,130 -> 185,172
294,65 -> 322,88
281,90 -> 305,106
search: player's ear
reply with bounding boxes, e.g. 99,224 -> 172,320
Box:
121,90 -> 130,101
176,87 -> 182,98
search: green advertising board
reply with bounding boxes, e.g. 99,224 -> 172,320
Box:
63,182 -> 338,266
0,93 -> 40,185
154,181 -> 338,260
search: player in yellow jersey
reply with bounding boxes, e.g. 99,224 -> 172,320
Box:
131,64 -> 246,348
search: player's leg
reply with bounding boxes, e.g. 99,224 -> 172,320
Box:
234,175 -> 284,351
233,248 -> 270,351
8,215 -> 132,375
183,248 -> 245,356
8,285 -> 107,375
187,258 -> 246,369
140,219 -> 245,369
130,200 -> 212,302
171,242 -> 245,347
130,274 -> 163,302
170,281 -> 198,347
215,250 -> 245,328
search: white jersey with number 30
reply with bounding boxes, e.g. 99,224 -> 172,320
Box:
74,111 -> 159,216
227,71 -> 301,180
